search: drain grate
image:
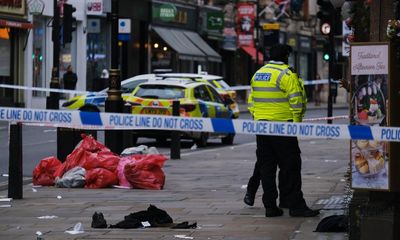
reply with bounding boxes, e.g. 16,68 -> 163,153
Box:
315,196 -> 346,210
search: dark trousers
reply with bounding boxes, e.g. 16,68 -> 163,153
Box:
246,159 -> 261,196
246,160 -> 285,202
256,135 -> 306,209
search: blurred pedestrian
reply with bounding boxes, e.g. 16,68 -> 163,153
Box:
245,43 -> 319,218
314,74 -> 323,106
63,65 -> 78,99
63,65 -> 78,90
98,69 -> 109,91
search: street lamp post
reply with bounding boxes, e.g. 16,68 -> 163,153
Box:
105,0 -> 124,154
46,0 -> 60,110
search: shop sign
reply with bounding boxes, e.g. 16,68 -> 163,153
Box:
0,0 -> 26,16
222,27 -> 236,50
298,35 -> 311,52
28,0 -> 44,16
153,3 -> 177,22
0,19 -> 33,29
350,43 -> 389,190
236,2 -> 255,47
87,19 -> 100,33
262,23 -> 280,30
118,18 -> 131,33
207,12 -> 223,31
86,0 -> 103,16
351,44 -> 388,75
287,38 -> 296,47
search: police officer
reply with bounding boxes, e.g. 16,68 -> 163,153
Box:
246,44 -> 319,217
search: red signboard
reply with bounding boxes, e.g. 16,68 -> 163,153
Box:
236,2 -> 255,47
0,19 -> 33,29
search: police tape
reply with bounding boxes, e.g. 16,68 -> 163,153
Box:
1,79 -> 340,95
0,107 -> 399,142
228,79 -> 341,91
303,115 -> 349,122
0,84 -> 90,94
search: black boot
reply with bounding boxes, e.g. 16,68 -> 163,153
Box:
289,207 -> 320,217
243,192 -> 255,206
265,207 -> 284,217
91,212 -> 107,228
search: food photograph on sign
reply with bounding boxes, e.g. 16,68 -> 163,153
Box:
350,44 -> 389,190
351,74 -> 389,189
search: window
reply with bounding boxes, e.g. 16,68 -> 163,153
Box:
0,28 -> 11,100
32,19 -> 46,97
194,85 -> 212,101
135,85 -> 185,99
87,18 -> 111,91
207,86 -> 224,104
121,79 -> 148,93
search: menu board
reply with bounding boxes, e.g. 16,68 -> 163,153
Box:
350,43 -> 389,190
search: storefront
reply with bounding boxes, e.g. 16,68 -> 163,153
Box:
298,35 -> 313,99
0,1 -> 33,107
26,0 -> 86,108
149,1 -> 221,73
86,0 -> 111,91
286,33 -> 297,69
198,5 -> 224,74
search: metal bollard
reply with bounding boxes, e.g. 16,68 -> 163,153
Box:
8,123 -> 23,199
170,101 -> 180,159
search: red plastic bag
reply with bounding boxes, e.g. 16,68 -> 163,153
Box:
81,150 -> 120,172
33,156 -> 62,186
54,134 -> 120,178
85,168 -> 118,188
117,157 -> 134,188
123,154 -> 167,190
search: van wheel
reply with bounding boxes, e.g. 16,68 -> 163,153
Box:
195,132 -> 208,147
221,133 -> 235,145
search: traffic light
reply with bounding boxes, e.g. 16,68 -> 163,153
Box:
322,41 -> 330,62
63,3 -> 76,44
317,0 -> 333,35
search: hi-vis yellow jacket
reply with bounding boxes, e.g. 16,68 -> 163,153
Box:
248,61 -> 307,122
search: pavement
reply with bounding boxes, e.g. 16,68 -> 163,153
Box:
0,136 -> 349,239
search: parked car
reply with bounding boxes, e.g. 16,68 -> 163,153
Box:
158,73 -> 240,118
61,74 -> 159,111
125,78 -> 235,146
62,73 -> 240,118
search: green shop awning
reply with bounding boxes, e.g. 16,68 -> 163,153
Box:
153,26 -> 221,62
153,26 -> 206,62
183,31 -> 221,62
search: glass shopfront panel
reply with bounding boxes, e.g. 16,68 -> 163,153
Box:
0,27 -> 11,101
60,32 -> 77,91
87,18 -> 110,91
32,18 -> 46,97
